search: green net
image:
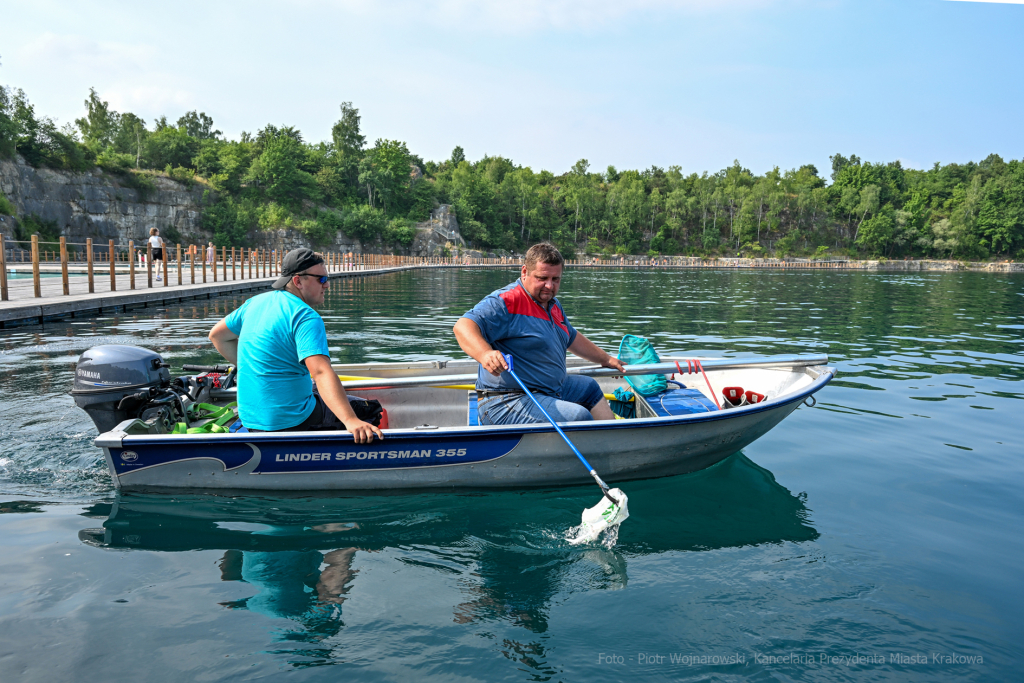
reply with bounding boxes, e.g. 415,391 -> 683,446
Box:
617,334 -> 667,396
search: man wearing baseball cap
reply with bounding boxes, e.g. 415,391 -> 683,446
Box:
208,248 -> 382,442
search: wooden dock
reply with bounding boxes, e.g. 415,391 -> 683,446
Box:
0,264 -> 415,328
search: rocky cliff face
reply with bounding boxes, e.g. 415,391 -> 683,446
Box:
0,155 -> 208,244
410,204 -> 465,257
241,205 -> 464,256
0,154 -> 469,256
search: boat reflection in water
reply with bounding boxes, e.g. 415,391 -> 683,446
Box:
79,453 -> 818,647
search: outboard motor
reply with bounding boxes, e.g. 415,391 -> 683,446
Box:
72,345 -> 183,434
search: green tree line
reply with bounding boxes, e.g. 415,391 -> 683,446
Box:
2,85 -> 1022,259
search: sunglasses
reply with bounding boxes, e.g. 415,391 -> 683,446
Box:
297,273 -> 329,285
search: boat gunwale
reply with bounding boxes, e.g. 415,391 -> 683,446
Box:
105,366 -> 835,448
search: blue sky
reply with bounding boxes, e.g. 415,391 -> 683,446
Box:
1,0 -> 1021,176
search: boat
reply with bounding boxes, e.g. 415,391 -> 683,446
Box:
71,346 -> 834,492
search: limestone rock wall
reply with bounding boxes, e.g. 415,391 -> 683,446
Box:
247,228 -> 363,254
410,205 -> 464,257
0,155 -> 209,245
0,155 -> 476,258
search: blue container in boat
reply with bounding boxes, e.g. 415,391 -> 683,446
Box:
639,385 -> 718,417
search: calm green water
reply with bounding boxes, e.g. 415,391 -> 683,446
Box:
0,268 -> 1021,681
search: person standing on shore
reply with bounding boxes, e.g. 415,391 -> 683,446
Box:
206,242 -> 216,264
149,228 -> 165,281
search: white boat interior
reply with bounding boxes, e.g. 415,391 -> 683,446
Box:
320,356 -> 830,430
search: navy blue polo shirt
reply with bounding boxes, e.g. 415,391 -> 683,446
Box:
462,280 -> 578,396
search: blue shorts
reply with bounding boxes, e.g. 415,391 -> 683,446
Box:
477,375 -> 605,426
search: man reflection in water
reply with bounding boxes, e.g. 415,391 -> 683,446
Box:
218,524 -> 366,635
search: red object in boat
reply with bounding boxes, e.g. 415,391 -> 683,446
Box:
723,387 -> 745,404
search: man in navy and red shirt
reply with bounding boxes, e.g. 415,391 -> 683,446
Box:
453,243 -> 625,425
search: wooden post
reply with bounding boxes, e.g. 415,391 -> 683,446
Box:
203,245 -> 208,283
212,245 -> 218,282
232,247 -> 236,280
109,240 -> 116,291
31,235 -> 41,297
86,238 -> 94,293
58,237 -> 70,294
190,245 -> 195,284
129,240 -> 136,290
164,245 -> 170,286
248,248 -> 253,279
222,246 -> 227,281
59,237 -> 70,295
147,242 -> 153,288
177,244 -> 182,285
0,233 -> 7,301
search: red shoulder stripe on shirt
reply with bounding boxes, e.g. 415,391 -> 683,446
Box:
499,285 -> 570,335
549,302 -> 570,336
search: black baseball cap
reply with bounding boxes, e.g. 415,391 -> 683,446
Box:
272,248 -> 325,290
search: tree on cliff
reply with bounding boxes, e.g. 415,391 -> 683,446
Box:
358,139 -> 413,215
146,127 -> 198,171
176,111 -> 221,140
0,86 -> 16,158
1,86 -> 89,170
246,127 -> 316,204
328,102 -> 366,199
75,88 -> 119,152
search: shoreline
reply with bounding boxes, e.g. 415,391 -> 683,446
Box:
2,258 -> 1020,329
7,257 -> 1024,277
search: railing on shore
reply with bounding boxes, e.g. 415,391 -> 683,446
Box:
0,236 -> 526,302
4,238 -> 1017,303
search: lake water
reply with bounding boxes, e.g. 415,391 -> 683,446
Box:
0,267 -> 1021,681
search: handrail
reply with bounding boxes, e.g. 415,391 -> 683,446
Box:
4,241 -> 950,305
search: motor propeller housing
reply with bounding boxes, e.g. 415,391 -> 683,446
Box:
71,345 -> 175,434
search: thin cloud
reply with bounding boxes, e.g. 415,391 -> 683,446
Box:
317,0 -> 782,32
21,33 -> 158,75
15,33 -> 196,119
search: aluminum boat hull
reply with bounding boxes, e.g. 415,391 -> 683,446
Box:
93,358 -> 834,492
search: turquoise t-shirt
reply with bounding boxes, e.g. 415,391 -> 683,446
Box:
224,290 -> 330,430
